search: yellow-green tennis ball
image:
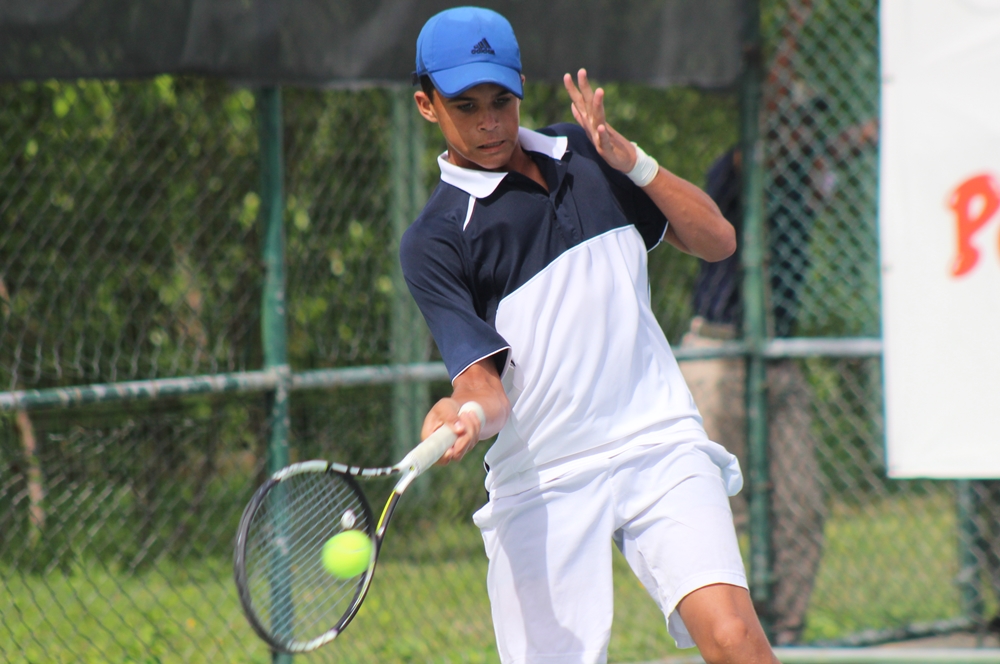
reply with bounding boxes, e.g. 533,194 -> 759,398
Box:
321,530 -> 372,578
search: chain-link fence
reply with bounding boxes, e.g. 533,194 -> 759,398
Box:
3,1 -> 998,662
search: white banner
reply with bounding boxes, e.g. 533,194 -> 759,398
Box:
880,0 -> 1000,477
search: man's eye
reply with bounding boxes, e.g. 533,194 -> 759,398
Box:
457,103 -> 475,112
495,96 -> 511,107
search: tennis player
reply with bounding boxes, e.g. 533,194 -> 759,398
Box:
400,7 -> 779,664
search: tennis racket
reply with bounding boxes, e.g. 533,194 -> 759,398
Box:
233,401 -> 485,654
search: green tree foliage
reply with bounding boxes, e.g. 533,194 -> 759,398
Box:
0,77 -> 263,389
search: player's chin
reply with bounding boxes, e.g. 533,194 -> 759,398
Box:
474,143 -> 514,170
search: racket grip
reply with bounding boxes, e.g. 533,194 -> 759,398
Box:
400,401 -> 485,476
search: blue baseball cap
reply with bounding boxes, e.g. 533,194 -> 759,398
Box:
414,6 -> 523,99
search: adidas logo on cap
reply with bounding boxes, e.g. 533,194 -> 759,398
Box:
471,38 -> 495,55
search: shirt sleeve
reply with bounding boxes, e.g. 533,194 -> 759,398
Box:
546,123 -> 668,250
400,217 -> 510,382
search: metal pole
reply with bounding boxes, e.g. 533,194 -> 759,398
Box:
407,85 -> 431,435
739,0 -> 774,639
956,480 -> 984,630
258,84 -> 290,493
0,338 -> 890,412
256,85 -> 293,664
390,88 -> 431,496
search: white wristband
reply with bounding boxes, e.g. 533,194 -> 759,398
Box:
626,142 -> 659,187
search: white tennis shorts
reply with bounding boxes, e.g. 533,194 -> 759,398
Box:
472,439 -> 747,664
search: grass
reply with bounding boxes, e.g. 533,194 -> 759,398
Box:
1,491 -> 973,663
804,490 -> 971,642
0,524 -> 680,664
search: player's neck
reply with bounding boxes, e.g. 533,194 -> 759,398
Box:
506,143 -> 548,192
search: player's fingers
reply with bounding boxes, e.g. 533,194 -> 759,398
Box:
436,433 -> 462,464
563,72 -> 584,108
592,87 -> 607,123
571,97 -> 601,139
459,409 -> 481,435
425,397 -> 462,433
445,443 -> 467,463
437,433 -> 475,465
564,81 -> 593,130
597,124 -> 612,152
577,68 -> 595,106
564,76 -> 591,126
443,409 -> 478,462
436,446 -> 456,465
453,432 -> 479,462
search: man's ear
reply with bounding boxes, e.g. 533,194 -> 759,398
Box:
414,91 -> 439,123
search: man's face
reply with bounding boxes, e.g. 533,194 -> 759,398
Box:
415,82 -> 521,171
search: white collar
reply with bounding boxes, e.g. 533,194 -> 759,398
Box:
437,127 -> 570,199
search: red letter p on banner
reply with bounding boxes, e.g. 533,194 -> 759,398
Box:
948,173 -> 1000,277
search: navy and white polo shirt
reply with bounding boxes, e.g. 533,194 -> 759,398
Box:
400,124 -> 705,496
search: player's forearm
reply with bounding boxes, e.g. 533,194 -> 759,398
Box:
641,167 -> 736,262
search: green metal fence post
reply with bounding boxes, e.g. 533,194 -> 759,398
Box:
957,480 -> 985,630
739,0 -> 774,640
258,84 -> 291,503
390,88 -> 431,495
256,85 -> 293,664
406,87 -> 431,438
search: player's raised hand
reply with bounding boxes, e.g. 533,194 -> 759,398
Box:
563,68 -> 636,173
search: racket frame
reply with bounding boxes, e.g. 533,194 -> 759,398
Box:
233,402 -> 485,653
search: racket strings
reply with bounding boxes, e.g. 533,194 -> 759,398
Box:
243,472 -> 373,647
291,481 -> 370,617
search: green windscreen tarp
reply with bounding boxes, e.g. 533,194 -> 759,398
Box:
0,0 -> 746,87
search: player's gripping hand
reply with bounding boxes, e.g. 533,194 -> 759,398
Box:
421,397 -> 482,465
563,68 -> 637,174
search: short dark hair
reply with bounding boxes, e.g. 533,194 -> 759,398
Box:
418,74 -> 436,100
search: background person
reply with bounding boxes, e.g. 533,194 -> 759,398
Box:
680,0 -> 878,644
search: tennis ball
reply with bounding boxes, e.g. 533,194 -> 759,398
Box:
321,530 -> 372,578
